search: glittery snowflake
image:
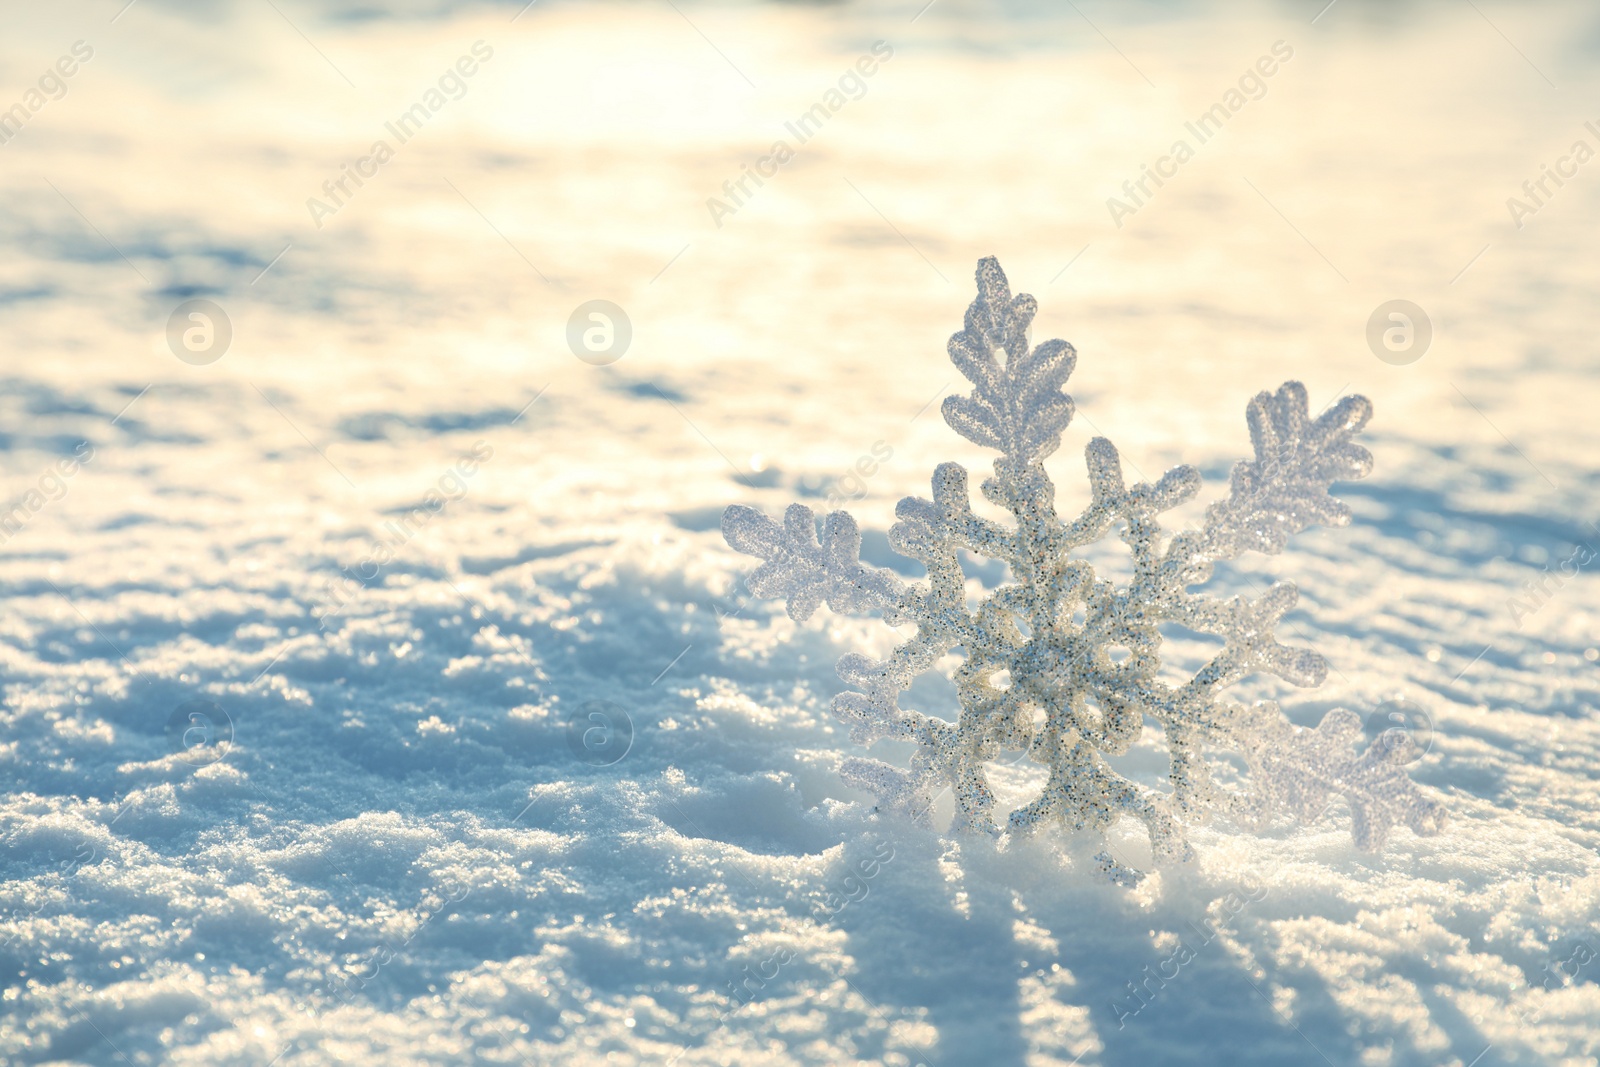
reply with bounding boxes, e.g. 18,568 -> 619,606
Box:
722,257 -> 1445,882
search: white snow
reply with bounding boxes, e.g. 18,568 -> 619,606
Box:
1,1 -> 1598,1065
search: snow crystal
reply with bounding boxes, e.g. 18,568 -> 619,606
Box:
725,257 -> 1446,880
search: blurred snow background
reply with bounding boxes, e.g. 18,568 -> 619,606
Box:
1,0 -> 1598,1063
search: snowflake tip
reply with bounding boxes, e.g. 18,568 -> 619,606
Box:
721,503 -> 784,557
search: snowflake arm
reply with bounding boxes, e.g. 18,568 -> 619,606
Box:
721,503 -> 906,622
1173,381 -> 1375,573
1224,705 -> 1448,851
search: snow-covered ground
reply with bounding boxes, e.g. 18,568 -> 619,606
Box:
2,0 -> 1598,1063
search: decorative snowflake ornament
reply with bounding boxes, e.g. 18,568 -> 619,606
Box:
723,258 -> 1445,882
